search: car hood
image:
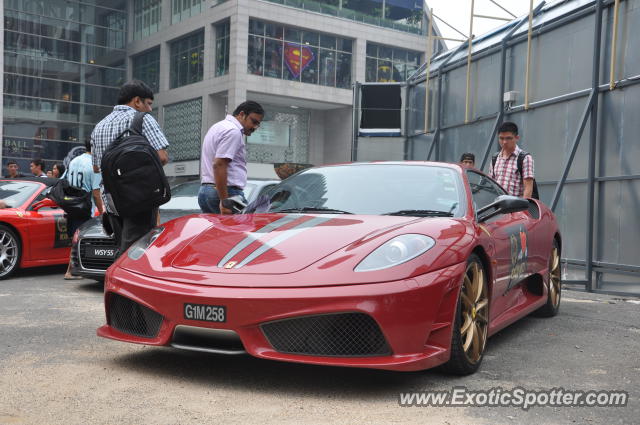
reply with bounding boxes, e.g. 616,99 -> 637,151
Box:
117,213 -> 473,287
164,213 -> 452,275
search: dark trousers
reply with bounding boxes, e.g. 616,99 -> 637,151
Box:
106,208 -> 157,257
198,184 -> 245,213
67,213 -> 92,238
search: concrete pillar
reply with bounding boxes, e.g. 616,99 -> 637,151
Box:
354,36 -> 367,84
226,0 -> 249,110
161,0 -> 171,28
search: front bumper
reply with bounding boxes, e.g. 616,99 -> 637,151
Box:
70,237 -> 117,280
98,263 -> 465,371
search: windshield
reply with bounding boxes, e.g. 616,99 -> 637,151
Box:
0,180 -> 40,208
263,164 -> 464,216
243,182 -> 257,201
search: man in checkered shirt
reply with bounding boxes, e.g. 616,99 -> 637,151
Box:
90,80 -> 169,255
490,121 -> 535,198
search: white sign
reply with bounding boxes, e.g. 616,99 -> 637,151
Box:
247,121 -> 290,147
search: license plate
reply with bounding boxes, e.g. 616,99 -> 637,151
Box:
184,303 -> 226,323
88,246 -> 116,258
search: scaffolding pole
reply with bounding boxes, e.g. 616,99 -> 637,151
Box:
586,0 -> 604,292
424,8 -> 434,133
479,1 -> 546,171
465,0 -> 475,123
465,0 -> 517,123
609,0 -> 621,90
524,0 -> 535,109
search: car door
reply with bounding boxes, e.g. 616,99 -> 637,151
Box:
466,170 -> 530,319
24,193 -> 71,262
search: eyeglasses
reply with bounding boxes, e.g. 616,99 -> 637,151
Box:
249,117 -> 261,127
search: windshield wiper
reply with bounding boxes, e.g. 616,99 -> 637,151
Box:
383,209 -> 453,217
276,206 -> 353,214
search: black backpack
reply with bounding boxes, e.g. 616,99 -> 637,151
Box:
47,178 -> 92,219
100,112 -> 171,217
491,151 -> 539,199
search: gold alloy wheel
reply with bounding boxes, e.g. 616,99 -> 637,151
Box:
459,262 -> 488,364
549,246 -> 561,308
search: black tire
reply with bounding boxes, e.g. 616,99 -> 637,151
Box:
534,239 -> 561,317
442,254 -> 489,375
0,224 -> 21,280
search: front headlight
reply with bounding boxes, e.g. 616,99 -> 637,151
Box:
127,227 -> 164,260
354,234 -> 435,272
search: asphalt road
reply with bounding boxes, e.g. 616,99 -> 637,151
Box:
0,266 -> 638,425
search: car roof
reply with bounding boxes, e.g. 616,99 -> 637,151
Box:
314,161 -> 461,170
0,176 -> 58,187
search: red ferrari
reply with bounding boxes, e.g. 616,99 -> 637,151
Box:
0,178 -> 71,279
98,162 -> 561,374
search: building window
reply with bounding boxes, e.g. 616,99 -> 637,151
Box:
365,43 -> 421,82
259,0 -> 424,35
248,19 -> 352,89
164,98 -> 202,162
134,0 -> 162,40
132,47 -> 160,92
171,0 -> 204,24
215,21 -> 230,77
170,30 -> 204,89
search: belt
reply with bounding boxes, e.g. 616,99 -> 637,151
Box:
202,183 -> 242,190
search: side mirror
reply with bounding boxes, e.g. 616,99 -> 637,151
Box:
477,195 -> 529,222
32,198 -> 59,211
221,195 -> 248,214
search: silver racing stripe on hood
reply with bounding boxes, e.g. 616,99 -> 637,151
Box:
233,216 -> 333,269
216,214 -> 301,268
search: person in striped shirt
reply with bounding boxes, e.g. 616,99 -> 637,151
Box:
490,121 -> 535,198
90,80 -> 169,256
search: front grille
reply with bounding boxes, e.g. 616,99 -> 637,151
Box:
70,240 -> 80,268
108,293 -> 163,338
79,237 -> 117,271
261,313 -> 391,357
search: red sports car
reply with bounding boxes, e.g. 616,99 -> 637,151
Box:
98,162 -> 561,374
0,178 -> 71,279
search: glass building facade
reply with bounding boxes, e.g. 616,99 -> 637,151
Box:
171,0 -> 205,24
248,19 -> 352,89
260,0 -> 425,35
365,42 -> 421,82
3,0 -> 126,172
170,30 -> 205,89
132,47 -> 160,92
133,0 -> 161,40
215,21 -> 230,77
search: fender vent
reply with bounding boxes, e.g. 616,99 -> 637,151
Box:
527,200 -> 540,219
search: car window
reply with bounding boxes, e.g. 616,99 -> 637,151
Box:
466,170 -> 506,210
243,182 -> 257,202
0,180 -> 40,208
160,181 -> 200,211
257,184 -> 277,198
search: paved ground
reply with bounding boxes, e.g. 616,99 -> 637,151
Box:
0,265 -> 638,425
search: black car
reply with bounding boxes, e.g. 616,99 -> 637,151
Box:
70,179 -> 278,281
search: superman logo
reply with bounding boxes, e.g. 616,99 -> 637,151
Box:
283,43 -> 315,78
